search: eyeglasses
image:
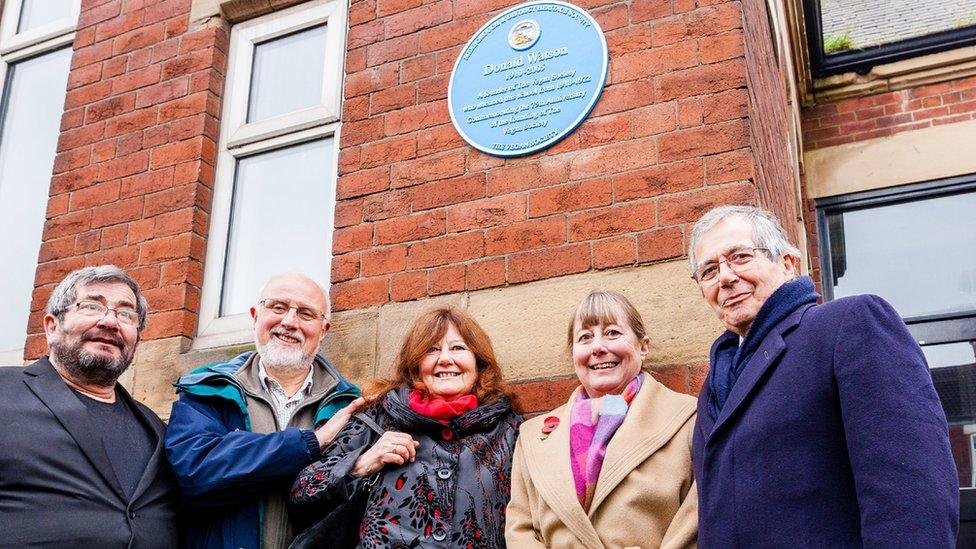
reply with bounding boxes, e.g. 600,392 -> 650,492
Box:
259,299 -> 325,322
72,301 -> 140,326
692,247 -> 770,285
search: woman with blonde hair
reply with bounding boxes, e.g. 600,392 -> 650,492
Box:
506,290 -> 698,548
290,306 -> 521,548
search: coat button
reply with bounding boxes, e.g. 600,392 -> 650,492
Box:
441,427 -> 454,440
432,528 -> 447,541
437,468 -> 452,479
128,511 -> 136,519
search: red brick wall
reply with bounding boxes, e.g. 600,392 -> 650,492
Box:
331,0 -> 767,312
803,77 -> 976,150
26,0 -> 223,358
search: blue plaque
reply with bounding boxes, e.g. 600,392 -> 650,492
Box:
448,1 -> 608,157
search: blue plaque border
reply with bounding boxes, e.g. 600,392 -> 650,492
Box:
447,1 -> 609,157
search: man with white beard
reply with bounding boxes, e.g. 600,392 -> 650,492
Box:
165,274 -> 363,549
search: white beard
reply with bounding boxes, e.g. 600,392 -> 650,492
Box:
256,335 -> 315,372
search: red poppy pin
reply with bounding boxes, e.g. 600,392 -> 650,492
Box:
540,416 -> 559,440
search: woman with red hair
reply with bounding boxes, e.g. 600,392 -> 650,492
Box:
290,306 -> 521,548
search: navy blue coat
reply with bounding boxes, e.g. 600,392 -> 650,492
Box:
693,295 -> 958,547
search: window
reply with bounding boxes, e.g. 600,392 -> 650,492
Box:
805,0 -> 976,77
816,176 -> 976,518
0,0 -> 79,362
195,0 -> 346,349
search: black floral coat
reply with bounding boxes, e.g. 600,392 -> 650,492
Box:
290,386 -> 522,548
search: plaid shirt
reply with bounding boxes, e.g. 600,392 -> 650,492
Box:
257,360 -> 314,429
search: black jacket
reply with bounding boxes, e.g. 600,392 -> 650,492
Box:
0,358 -> 179,548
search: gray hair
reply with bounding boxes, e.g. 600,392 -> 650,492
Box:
688,205 -> 801,273
46,265 -> 149,331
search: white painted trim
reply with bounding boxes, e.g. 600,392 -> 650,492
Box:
194,0 -> 346,350
804,119 -> 976,199
0,348 -> 27,364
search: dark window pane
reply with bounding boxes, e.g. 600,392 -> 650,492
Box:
826,192 -> 976,318
926,340 -> 976,487
820,0 -> 976,54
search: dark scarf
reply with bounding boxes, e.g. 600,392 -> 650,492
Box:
707,276 -> 819,420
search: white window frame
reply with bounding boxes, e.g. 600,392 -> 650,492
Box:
0,0 -> 80,364
194,0 -> 346,350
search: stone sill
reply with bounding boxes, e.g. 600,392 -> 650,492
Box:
812,46 -> 976,103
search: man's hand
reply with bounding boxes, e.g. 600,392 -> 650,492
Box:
314,397 -> 366,449
350,431 -> 420,478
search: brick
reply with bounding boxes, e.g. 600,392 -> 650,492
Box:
349,20 -> 384,50
593,4 -> 629,31
117,132 -> 144,156
333,224 -> 373,253
485,217 -> 566,256
72,41 -> 114,71
331,276 -> 389,311
362,246 -> 407,276
465,258 -> 505,291
46,195 -> 69,218
45,211 -> 93,241
350,0 -> 378,23
337,166 -> 390,199
366,34 -> 418,67
105,108 -> 158,138
569,201 -> 656,241
633,102 -> 678,136
363,189 -> 411,221
591,79 -> 655,117
86,94 -> 135,123
391,271 -> 427,302
575,113 -> 632,148
128,218 -> 155,244
111,64 -> 162,95
50,165 -> 100,194
384,100 -> 451,136
375,210 -> 446,245
144,185 -> 196,217
593,236 -> 637,269
371,83 -> 416,115
35,257 -> 86,286
410,174 -> 484,211
135,78 -> 189,108
158,92 -> 208,123
151,137 -> 206,169
703,89 -> 748,123
455,0 -> 510,18
69,180 -> 121,211
611,41 -> 698,83
400,54 -> 436,83
568,138 -> 657,180
632,0 -> 671,22
75,230 -> 101,254
331,253 -> 360,283
416,124 -> 463,155
447,195 -> 525,232
139,233 -> 196,263
658,119 -> 749,162
142,284 -> 187,312
361,135 -> 417,168
86,245 -> 140,269
113,23 -> 166,55
334,199 -> 363,228
80,0 -> 122,27
339,117 -> 386,148
344,95 -> 370,122
418,14 -> 487,53
61,107 -> 86,132
508,244 -> 590,284
53,148 -> 92,174
637,226 -> 684,262
705,149 -> 754,184
161,259 -> 202,287
37,237 -> 76,263
152,37 -> 180,63
655,59 -> 746,102
700,30 -> 745,64
607,25 -> 652,57
487,159 -> 568,196
161,49 -> 213,80
405,232 -> 484,269
658,182 -> 757,225
97,151 -> 150,181
153,208 -> 195,237
512,376 -> 578,414
386,1 -> 452,39
651,3 -> 742,45
68,64 -> 102,90
417,74 -> 449,103
141,310 -> 196,340
391,150 -> 465,188
678,98 -> 703,127
614,158 -> 704,201
429,265 -> 465,295
100,225 -> 128,248
346,63 -> 399,97
529,178 -> 612,217
121,168 -> 175,198
91,197 -> 144,228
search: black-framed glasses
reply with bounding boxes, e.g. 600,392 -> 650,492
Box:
72,301 -> 140,326
259,299 -> 325,322
692,247 -> 770,285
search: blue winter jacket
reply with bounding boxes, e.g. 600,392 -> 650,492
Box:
164,352 -> 360,549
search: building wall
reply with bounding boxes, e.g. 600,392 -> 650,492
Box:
24,0 -> 800,418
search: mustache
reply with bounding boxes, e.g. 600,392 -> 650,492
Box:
82,329 -> 125,349
270,326 -> 304,343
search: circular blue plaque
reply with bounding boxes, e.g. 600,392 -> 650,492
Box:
448,1 -> 608,157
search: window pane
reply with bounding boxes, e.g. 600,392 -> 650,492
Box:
0,48 -> 72,352
246,24 -> 328,123
220,139 -> 334,316
17,0 -> 73,33
925,340 -> 976,487
820,0 -> 976,54
826,192 -> 976,318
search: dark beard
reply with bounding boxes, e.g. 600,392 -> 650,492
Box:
50,339 -> 132,387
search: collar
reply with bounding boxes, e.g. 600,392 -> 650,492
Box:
258,358 -> 314,399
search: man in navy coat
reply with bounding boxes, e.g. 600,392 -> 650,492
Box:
689,205 -> 958,547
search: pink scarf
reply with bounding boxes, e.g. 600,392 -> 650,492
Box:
569,373 -> 643,511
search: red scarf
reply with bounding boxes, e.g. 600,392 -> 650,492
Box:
408,390 -> 478,424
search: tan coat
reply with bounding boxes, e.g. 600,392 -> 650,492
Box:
506,375 -> 698,549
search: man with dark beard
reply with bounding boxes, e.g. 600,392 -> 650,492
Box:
164,273 -> 363,549
0,265 -> 179,548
